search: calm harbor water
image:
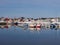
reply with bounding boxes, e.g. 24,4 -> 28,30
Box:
0,26 -> 60,45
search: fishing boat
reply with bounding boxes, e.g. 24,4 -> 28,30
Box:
36,23 -> 41,28
0,21 -> 8,28
50,23 -> 59,29
28,23 -> 36,28
40,21 -> 50,29
0,21 -> 7,25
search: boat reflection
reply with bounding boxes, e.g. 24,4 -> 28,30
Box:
0,25 -> 12,29
0,23 -> 59,31
28,28 -> 41,31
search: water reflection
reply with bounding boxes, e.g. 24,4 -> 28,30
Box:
0,23 -> 60,31
0,24 -> 60,45
0,25 -> 11,29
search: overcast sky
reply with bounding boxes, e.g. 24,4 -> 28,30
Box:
0,0 -> 60,18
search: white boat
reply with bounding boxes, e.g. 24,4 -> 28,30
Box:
0,21 -> 7,25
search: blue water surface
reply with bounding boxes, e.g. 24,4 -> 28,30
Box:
0,27 -> 60,45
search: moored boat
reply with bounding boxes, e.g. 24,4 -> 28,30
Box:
50,23 -> 59,29
36,23 -> 41,28
0,21 -> 10,28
